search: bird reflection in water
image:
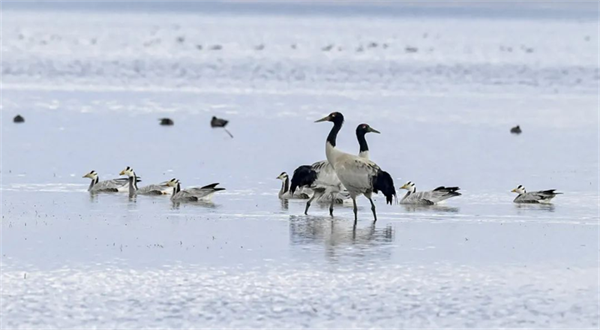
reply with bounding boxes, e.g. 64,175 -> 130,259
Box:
280,199 -> 289,210
171,201 -> 217,210
401,205 -> 460,213
289,215 -> 394,262
514,203 -> 556,213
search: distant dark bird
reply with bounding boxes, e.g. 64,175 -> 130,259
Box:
254,44 -> 265,51
510,125 -> 522,134
13,115 -> 25,123
322,44 -> 334,51
211,116 -> 233,138
511,185 -> 562,203
159,118 -> 174,126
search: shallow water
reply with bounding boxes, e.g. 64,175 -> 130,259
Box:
1,2 -> 599,329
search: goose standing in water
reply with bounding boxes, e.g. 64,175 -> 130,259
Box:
82,170 -> 135,193
315,112 -> 396,223
165,178 -> 225,202
290,123 -> 379,215
511,185 -> 561,203
276,172 -> 309,200
399,181 -> 461,205
119,166 -> 170,197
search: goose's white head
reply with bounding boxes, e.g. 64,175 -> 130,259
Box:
400,181 -> 416,193
511,185 -> 526,194
119,166 -> 135,177
164,178 -> 180,187
82,170 -> 98,180
276,172 -> 289,181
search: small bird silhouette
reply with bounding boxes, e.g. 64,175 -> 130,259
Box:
13,115 -> 25,123
211,116 -> 233,138
159,118 -> 174,126
510,125 -> 522,134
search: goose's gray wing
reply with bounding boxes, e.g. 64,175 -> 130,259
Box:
138,184 -> 170,195
515,190 -> 561,203
428,186 -> 461,203
400,191 -> 435,205
181,183 -> 225,200
400,187 -> 460,205
91,179 -> 128,192
172,190 -> 199,201
183,188 -> 217,199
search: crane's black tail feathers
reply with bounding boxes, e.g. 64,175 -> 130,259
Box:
290,165 -> 317,194
373,170 -> 396,205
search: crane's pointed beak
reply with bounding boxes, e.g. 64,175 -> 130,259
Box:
315,115 -> 330,123
119,170 -> 126,175
511,188 -> 517,193
369,127 -> 381,134
82,173 -> 91,178
400,184 -> 408,190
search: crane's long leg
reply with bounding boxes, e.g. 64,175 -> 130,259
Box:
365,193 -> 377,222
329,192 -> 335,217
305,190 -> 323,215
352,197 -> 358,226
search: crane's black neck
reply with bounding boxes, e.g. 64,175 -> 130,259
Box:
327,116 -> 344,147
175,182 -> 181,194
356,129 -> 369,153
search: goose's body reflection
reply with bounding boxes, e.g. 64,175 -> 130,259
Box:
401,205 -> 460,213
171,201 -> 217,210
515,203 -> 556,213
289,215 -> 394,262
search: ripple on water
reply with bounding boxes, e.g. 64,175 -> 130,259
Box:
2,264 -> 598,328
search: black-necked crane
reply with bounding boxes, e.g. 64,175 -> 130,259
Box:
315,112 -> 396,224
290,123 -> 380,216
